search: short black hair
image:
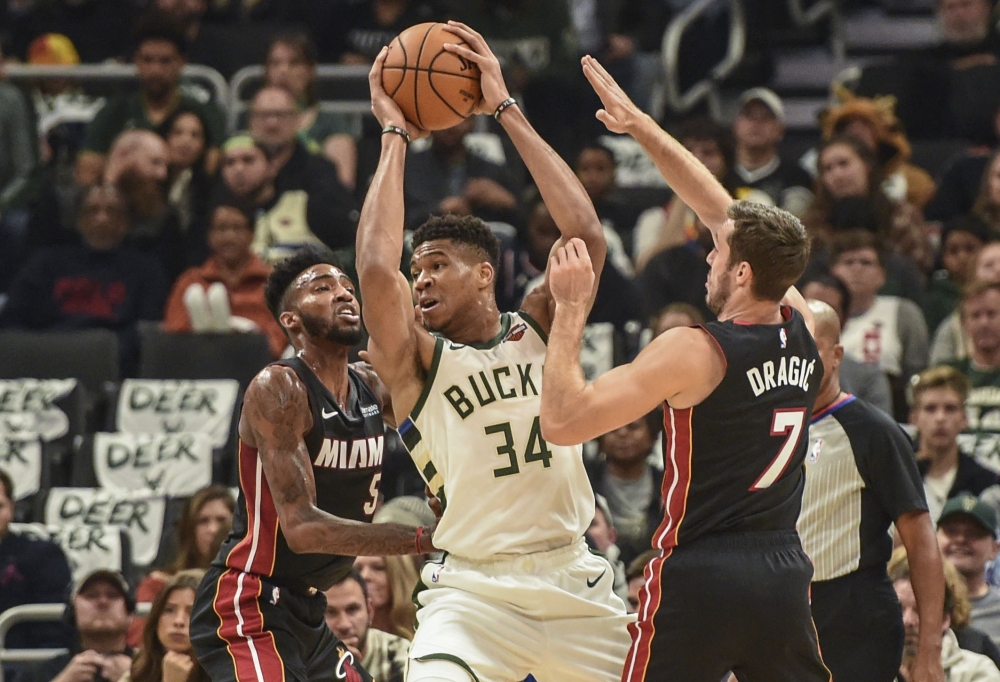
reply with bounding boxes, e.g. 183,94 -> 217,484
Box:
0,468 -> 13,502
264,245 -> 345,321
802,273 -> 852,320
412,214 -> 501,269
330,568 -> 369,603
210,196 -> 255,231
675,115 -> 735,172
577,142 -> 616,167
134,14 -> 189,57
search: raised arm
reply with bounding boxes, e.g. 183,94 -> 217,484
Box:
540,239 -> 723,444
444,22 -> 607,328
241,366 -> 433,556
581,55 -> 732,237
356,51 -> 433,415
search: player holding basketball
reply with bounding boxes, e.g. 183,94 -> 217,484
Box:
540,58 -> 852,682
358,21 -> 633,682
189,246 -> 434,682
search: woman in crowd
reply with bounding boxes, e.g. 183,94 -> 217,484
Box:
355,555 -> 420,641
163,108 -> 213,248
972,150 -> 1000,236
263,32 -> 358,191
127,486 -> 235,647
122,570 -> 210,682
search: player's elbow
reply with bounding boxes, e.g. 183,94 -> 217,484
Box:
278,509 -> 319,554
539,410 -> 579,447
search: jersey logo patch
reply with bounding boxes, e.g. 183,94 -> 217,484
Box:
779,328 -> 787,349
270,586 -> 280,605
321,408 -> 338,420
504,322 -> 528,342
335,648 -> 362,682
430,563 -> 444,583
809,438 -> 823,463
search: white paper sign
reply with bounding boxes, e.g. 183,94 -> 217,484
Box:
580,323 -> 615,381
93,432 -> 213,496
10,523 -> 124,583
0,379 -> 77,441
0,436 -> 42,500
117,379 -> 239,448
600,135 -> 669,189
45,488 -> 166,566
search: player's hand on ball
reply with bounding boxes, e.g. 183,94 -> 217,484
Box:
368,48 -> 428,140
442,21 -> 510,115
549,238 -> 595,308
581,54 -> 643,134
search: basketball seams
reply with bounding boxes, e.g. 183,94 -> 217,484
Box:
412,23 -> 436,129
381,66 -> 480,81
427,73 -> 476,119
384,37 -> 408,98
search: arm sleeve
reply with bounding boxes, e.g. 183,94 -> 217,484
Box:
856,418 -> 929,518
0,87 -> 37,208
898,298 -> 930,378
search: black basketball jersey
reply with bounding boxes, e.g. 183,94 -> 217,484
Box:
215,357 -> 385,592
656,307 -> 823,551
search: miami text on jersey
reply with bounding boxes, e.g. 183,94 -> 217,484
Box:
312,435 -> 384,470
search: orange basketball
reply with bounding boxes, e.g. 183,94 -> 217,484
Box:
382,22 -> 482,132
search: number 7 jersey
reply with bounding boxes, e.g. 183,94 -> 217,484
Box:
655,306 -> 823,551
398,311 -> 594,560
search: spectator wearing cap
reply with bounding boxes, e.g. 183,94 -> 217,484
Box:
16,568 -> 135,682
731,88 -> 813,217
938,493 -> 1000,643
925,216 -> 990,337
162,200 -> 288,358
75,17 -> 225,187
0,468 -> 73,655
585,495 -> 629,604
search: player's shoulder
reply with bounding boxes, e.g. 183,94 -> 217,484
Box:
246,362 -> 310,409
827,397 -> 911,447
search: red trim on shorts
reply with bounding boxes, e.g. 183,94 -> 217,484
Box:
212,568 -> 286,682
622,548 -> 673,682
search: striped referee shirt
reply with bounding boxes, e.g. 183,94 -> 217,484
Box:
797,394 -> 927,582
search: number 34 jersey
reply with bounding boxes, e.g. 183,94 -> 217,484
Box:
656,307 -> 824,551
398,312 -> 594,560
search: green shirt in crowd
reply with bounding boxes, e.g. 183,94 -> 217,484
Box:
81,92 -> 226,154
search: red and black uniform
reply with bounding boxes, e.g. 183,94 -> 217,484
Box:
191,357 -> 385,682
625,307 -> 831,682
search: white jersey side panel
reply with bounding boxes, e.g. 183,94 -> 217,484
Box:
398,312 -> 594,559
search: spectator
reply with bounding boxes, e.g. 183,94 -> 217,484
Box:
263,32 -> 359,191
585,495 -> 629,604
124,570 -> 209,682
804,135 -> 932,278
105,130 -> 187,282
163,108 -> 214,248
637,210 -> 714,322
802,273 -> 894,415
943,554 -> 1000,672
248,86 -> 359,257
148,0 -> 242,79
7,0 -> 138,64
649,302 -> 704,337
323,570 -> 410,682
938,494 -> 1000,645
75,18 -> 225,187
926,216 -> 991,338
933,242 -> 1000,366
731,88 -> 813,216
575,142 -> 642,260
624,549 -> 658,616
949,280 -> 1000,471
0,468 -> 72,653
0,184 -> 168,376
819,91 -> 937,210
912,366 -> 999,522
329,0 -> 439,64
927,122 -> 1000,224
404,118 -> 519,231
587,410 -> 662,566
890,546 -> 1000,682
17,569 -> 135,682
354,556 -> 419,641
127,486 -> 234,648
633,116 -> 736,269
831,230 -> 929,420
162,201 -> 288,358
974,151 -> 1000,235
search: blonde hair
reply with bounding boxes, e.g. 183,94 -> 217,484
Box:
888,546 -> 968,627
384,555 -> 419,640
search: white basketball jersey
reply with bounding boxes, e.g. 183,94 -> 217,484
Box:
397,312 -> 594,560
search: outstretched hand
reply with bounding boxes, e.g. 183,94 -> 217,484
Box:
368,47 -> 428,140
549,238 -> 595,309
581,55 -> 644,134
442,21 -> 511,115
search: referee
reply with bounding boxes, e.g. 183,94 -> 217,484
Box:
798,301 -> 945,682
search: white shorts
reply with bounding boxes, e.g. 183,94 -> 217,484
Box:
407,539 -> 635,682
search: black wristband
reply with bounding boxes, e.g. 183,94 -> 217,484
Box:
493,98 -> 517,121
382,125 -> 410,144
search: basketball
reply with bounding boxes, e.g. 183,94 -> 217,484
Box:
382,22 -> 482,131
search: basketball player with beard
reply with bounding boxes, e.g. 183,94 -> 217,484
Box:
190,245 -> 435,682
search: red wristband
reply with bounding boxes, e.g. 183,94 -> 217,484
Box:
414,526 -> 425,554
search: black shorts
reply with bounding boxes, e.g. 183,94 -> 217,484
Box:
811,567 -> 904,682
624,531 -> 831,682
191,566 -> 373,682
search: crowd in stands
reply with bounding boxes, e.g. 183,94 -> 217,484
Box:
9,0 -> 1000,679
